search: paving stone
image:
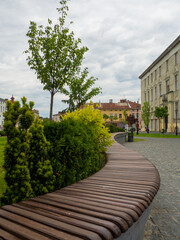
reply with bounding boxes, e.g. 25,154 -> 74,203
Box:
124,137 -> 180,240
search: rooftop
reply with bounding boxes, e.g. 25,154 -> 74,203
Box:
139,35 -> 180,79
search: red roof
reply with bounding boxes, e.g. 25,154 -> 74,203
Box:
83,100 -> 141,111
93,102 -> 130,110
128,101 -> 141,110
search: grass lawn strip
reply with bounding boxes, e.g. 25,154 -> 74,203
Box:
134,133 -> 180,138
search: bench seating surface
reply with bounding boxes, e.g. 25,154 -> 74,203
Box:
0,134 -> 160,240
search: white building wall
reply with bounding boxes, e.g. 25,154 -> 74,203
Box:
0,98 -> 7,130
140,37 -> 180,133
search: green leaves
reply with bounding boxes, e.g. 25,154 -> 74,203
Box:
25,0 -> 90,120
154,107 -> 168,119
1,98 -> 55,206
62,67 -> 102,112
142,102 -> 150,130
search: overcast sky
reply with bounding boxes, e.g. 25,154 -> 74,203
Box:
0,0 -> 180,117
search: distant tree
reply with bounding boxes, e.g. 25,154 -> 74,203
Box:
25,0 -> 88,120
62,68 -> 101,112
154,107 -> 168,133
103,114 -> 109,120
123,110 -> 128,124
127,114 -> 136,127
141,102 -> 150,133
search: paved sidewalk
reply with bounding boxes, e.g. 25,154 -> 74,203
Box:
124,137 -> 180,240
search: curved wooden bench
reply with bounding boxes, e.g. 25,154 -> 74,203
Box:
0,133 -> 160,240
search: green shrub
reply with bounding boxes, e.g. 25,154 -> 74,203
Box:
28,118 -> 55,196
1,100 -> 112,206
1,98 -> 33,205
1,97 -> 55,206
44,118 -> 105,188
44,104 -> 112,188
106,124 -> 125,133
0,130 -> 6,136
62,104 -> 112,153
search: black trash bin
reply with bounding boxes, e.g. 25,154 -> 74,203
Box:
128,131 -> 134,142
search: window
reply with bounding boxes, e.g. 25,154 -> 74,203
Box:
151,73 -> 153,83
151,120 -> 153,130
119,114 -> 122,118
155,119 -> 157,131
175,52 -> 178,65
110,113 -> 113,117
155,86 -> 157,99
114,113 -> 117,118
144,92 -> 146,102
148,91 -> 150,102
166,79 -> 170,93
175,74 -> 178,91
159,84 -> 162,96
159,66 -> 161,77
144,79 -> 146,88
148,76 -> 149,85
175,102 -> 179,118
166,60 -> 169,72
155,70 -> 157,80
151,88 -> 153,101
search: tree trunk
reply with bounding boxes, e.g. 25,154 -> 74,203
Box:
159,119 -> 161,133
50,92 -> 54,121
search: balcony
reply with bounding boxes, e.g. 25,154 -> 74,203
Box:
162,94 -> 168,102
167,91 -> 174,102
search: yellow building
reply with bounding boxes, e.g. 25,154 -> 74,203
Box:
93,99 -> 141,129
52,112 -> 62,122
139,36 -> 180,133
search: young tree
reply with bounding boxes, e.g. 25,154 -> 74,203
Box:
127,114 -> 136,127
103,114 -> 109,120
25,0 -> 88,120
62,68 -> 101,112
154,107 -> 168,133
141,102 -> 150,133
1,98 -> 34,205
123,110 -> 128,124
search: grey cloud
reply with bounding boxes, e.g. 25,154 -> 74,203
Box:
1,0 -> 180,116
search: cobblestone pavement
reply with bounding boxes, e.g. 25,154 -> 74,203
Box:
124,137 -> 180,240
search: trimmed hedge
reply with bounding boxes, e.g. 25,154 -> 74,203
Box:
106,124 -> 125,133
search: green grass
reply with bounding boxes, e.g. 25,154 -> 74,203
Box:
134,133 -> 180,138
0,136 -> 7,197
126,137 -> 146,142
133,138 -> 146,142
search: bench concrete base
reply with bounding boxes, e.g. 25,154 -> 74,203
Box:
114,132 -> 127,144
115,204 -> 152,240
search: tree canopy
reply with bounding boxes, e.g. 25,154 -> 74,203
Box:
62,68 -> 102,112
25,0 -> 89,120
141,102 -> 150,133
154,106 -> 168,132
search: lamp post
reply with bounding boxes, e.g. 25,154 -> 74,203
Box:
175,106 -> 178,135
136,104 -> 139,135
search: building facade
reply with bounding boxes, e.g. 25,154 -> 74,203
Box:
93,99 -> 141,129
0,98 -> 7,130
52,112 -> 65,122
139,36 -> 180,133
